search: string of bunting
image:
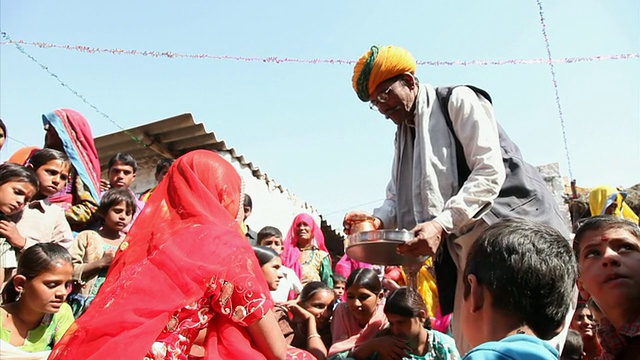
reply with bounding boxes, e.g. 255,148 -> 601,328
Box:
1,39 -> 638,66
1,31 -> 148,148
536,0 -> 573,181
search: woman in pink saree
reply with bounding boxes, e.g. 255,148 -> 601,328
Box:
42,109 -> 101,231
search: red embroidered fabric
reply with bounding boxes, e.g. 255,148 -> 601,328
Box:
50,150 -> 274,359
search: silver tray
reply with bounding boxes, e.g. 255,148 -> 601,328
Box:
346,230 -> 427,266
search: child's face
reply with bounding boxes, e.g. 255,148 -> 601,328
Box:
571,307 -> 596,338
333,281 -> 345,298
386,313 -> 424,341
108,161 -> 136,188
346,285 -> 381,325
0,181 -> 36,215
260,236 -> 284,254
261,257 -> 283,291
17,261 -> 73,314
301,289 -> 335,329
35,160 -> 70,197
104,201 -> 133,232
577,227 -> 640,311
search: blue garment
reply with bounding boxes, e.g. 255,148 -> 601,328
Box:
463,334 -> 558,360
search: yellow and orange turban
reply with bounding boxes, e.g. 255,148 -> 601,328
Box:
352,45 -> 417,102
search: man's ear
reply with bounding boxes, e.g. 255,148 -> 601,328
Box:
468,274 -> 484,312
402,73 -> 416,89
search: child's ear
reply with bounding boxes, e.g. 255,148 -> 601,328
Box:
467,274 -> 484,312
577,278 -> 590,301
377,290 -> 384,303
417,309 -> 427,322
13,275 -> 27,292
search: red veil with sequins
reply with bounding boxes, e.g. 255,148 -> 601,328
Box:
50,150 -> 274,359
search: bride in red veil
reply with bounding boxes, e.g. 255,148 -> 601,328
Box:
50,150 -> 288,359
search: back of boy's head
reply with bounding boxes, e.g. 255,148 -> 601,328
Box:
560,329 -> 584,360
463,218 -> 577,340
155,158 -> 175,175
573,215 -> 640,260
332,272 -> 346,285
99,188 -> 137,217
108,152 -> 138,173
1,243 -> 71,303
27,148 -> 70,170
0,162 -> 39,190
257,226 -> 282,244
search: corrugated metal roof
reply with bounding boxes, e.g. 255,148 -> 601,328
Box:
94,113 -> 345,245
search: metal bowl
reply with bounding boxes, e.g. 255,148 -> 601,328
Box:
346,230 -> 428,266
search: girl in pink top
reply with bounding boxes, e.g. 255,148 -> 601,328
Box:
328,268 -> 389,359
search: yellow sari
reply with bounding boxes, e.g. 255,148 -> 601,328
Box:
589,185 -> 639,222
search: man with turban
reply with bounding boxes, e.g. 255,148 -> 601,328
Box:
343,45 -> 571,354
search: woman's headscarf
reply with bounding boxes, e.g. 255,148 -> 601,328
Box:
589,185 -> 639,222
281,213 -> 329,281
50,150 -> 271,359
42,109 -> 101,202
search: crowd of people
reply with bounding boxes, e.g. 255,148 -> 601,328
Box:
0,43 -> 638,360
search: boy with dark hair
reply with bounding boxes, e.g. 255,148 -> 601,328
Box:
332,272 -> 346,309
243,194 -> 257,245
462,218 -> 577,359
139,158 -> 174,202
104,152 -> 144,230
257,225 -> 302,303
257,225 -> 284,253
573,216 -> 640,359
107,152 -> 138,189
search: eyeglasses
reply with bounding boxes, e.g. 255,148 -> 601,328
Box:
369,82 -> 396,110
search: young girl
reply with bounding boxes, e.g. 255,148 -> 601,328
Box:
68,188 -> 136,317
254,245 -> 285,292
0,243 -> 74,358
285,281 -> 335,360
328,268 -> 388,359
375,288 -> 459,360
0,163 -> 39,285
10,149 -> 74,252
258,226 -> 303,303
254,246 -> 330,360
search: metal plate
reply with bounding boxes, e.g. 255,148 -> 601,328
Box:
346,230 -> 427,266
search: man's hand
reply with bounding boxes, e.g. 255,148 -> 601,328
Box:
396,220 -> 445,257
0,220 -> 26,249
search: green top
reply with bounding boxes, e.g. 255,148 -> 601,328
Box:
1,303 -> 74,352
